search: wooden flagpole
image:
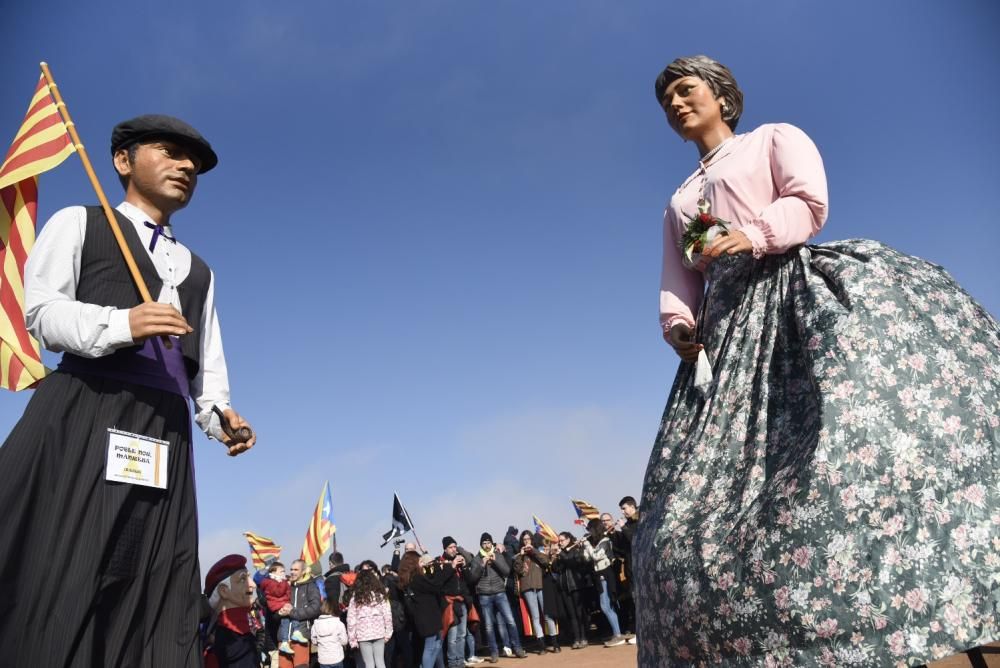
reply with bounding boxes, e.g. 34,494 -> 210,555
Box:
39,62 -> 171,348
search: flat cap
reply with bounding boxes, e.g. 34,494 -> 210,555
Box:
204,553 -> 247,596
111,114 -> 218,173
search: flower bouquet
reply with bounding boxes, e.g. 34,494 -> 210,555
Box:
679,199 -> 730,269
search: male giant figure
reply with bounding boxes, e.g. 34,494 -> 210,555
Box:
205,554 -> 262,668
0,115 -> 254,666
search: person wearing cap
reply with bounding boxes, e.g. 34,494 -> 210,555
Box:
470,532 -> 527,662
204,554 -> 261,668
440,536 -> 483,668
0,114 -> 254,666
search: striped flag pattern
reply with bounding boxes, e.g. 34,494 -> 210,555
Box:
532,514 -> 559,544
0,74 -> 76,391
244,531 -> 282,570
571,498 -> 600,525
300,481 -> 336,570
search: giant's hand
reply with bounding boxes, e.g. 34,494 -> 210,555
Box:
128,302 -> 192,341
221,408 -> 256,457
704,229 -> 753,258
666,322 -> 703,363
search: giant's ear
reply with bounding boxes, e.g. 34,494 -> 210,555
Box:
113,148 -> 133,179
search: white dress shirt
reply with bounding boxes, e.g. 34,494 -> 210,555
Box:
24,201 -> 230,440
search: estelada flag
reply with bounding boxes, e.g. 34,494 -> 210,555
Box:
300,481 -> 336,570
532,515 -> 559,544
0,74 -> 76,390
244,531 -> 282,570
571,498 -> 600,525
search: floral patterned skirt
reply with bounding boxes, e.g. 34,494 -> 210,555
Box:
634,240 -> 1000,667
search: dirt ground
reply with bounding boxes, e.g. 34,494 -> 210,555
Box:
496,643 -> 637,667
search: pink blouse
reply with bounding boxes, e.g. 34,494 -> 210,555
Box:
659,123 -> 829,333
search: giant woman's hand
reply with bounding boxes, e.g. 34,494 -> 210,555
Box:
666,323 -> 703,363
704,229 -> 753,258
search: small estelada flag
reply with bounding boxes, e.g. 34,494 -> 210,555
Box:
0,74 -> 76,390
532,515 -> 559,544
244,531 -> 282,570
300,482 -> 335,571
571,498 -> 600,525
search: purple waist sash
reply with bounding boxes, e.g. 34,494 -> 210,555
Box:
57,337 -> 191,398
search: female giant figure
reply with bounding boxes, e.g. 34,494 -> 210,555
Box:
634,55 -> 1000,666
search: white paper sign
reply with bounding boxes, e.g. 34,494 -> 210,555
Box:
105,428 -> 169,489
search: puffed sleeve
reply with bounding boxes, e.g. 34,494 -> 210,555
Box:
740,124 -> 829,257
659,205 -> 705,334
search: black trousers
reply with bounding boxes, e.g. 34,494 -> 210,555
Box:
0,371 -> 202,667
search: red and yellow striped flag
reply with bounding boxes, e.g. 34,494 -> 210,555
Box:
300,482 -> 336,571
244,531 -> 282,570
0,74 -> 76,390
571,498 -> 600,525
532,514 -> 559,544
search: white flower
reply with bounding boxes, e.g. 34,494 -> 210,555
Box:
908,631 -> 928,654
791,583 -> 811,608
890,431 -> 921,463
939,576 -> 967,601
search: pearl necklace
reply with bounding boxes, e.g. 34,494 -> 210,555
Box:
695,136 -> 735,210
699,136 -> 733,165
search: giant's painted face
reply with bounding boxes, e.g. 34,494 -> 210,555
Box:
219,568 -> 256,609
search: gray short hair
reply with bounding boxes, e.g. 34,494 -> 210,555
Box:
208,583 -> 224,610
654,55 -> 743,131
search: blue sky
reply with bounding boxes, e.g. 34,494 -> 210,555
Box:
2,1 -> 998,574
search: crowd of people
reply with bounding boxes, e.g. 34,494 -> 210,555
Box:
237,497 -> 640,668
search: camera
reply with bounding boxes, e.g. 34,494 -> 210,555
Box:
393,537 -> 405,547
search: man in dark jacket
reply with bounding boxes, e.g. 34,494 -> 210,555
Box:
280,558 -> 321,668
617,496 -> 640,644
502,526 -> 525,642
470,533 -> 527,662
441,536 -> 480,668
502,526 -> 520,557
288,559 -> 322,626
323,552 -> 351,611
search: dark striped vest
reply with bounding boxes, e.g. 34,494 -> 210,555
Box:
65,206 -> 212,380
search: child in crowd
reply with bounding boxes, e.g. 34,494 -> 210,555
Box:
312,598 -> 349,668
347,568 -> 394,668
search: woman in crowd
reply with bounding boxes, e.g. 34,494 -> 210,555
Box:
540,542 -> 564,653
346,568 -> 393,668
549,531 -> 593,650
400,552 -> 455,668
634,54 -> 1000,666
513,531 -> 557,654
584,519 -> 625,647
